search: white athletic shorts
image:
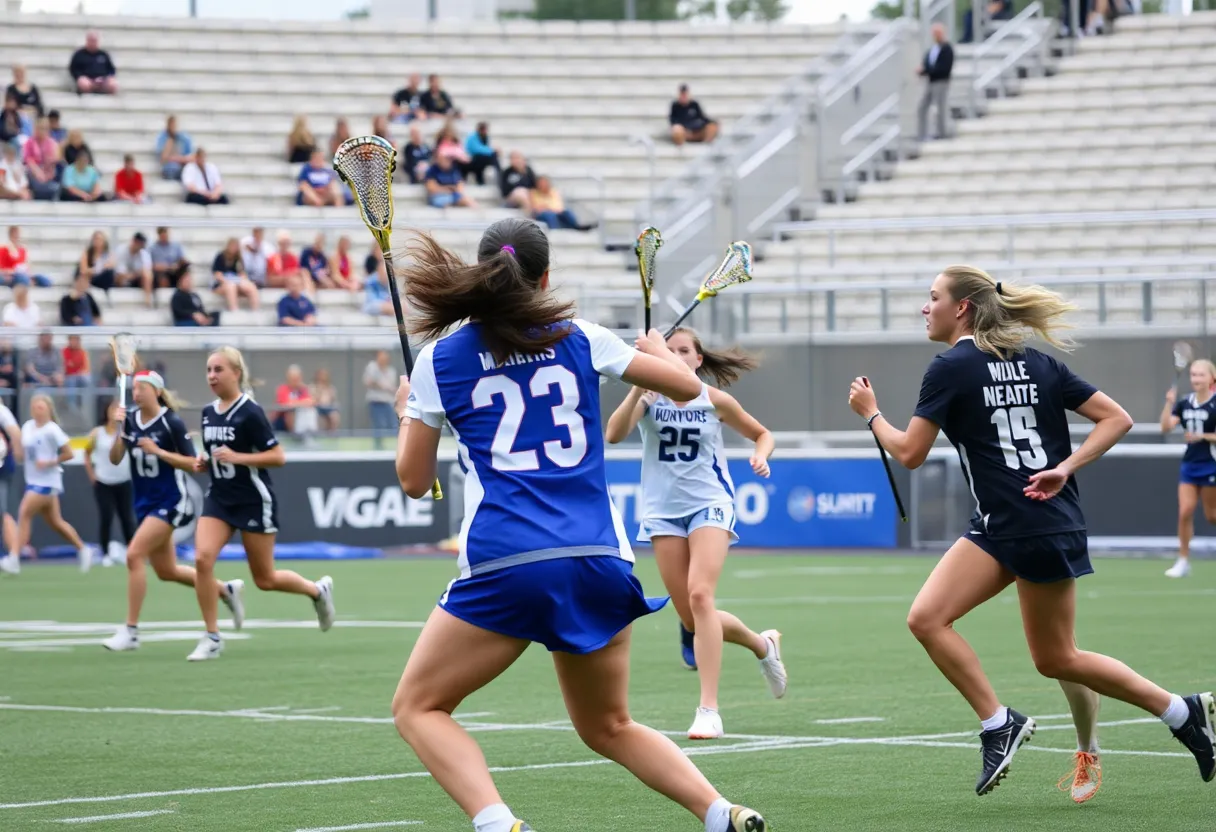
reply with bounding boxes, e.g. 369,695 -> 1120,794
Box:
637,503 -> 738,545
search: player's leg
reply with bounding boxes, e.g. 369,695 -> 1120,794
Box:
242,530 -> 334,631
43,493 -> 89,569
0,490 -> 37,573
189,516 -> 231,659
1172,482 -> 1199,577
1017,578 -> 1215,781
554,627 -> 766,832
1057,680 -> 1102,803
104,516 -> 164,651
390,605 -> 530,828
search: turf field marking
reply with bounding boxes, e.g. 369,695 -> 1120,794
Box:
295,823 -> 421,831
49,809 -> 176,824
732,565 -> 915,579
717,595 -> 910,606
814,717 -> 885,725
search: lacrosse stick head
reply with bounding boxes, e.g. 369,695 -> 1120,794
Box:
110,332 -> 137,376
1173,340 -> 1194,375
697,241 -> 753,301
635,226 -> 662,306
333,135 -> 397,252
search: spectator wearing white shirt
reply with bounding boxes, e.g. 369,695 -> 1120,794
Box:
115,232 -> 154,307
2,283 -> 40,328
0,143 -> 30,201
181,147 -> 228,205
240,226 -> 275,287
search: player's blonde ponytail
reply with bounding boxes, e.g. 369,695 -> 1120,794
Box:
209,345 -> 253,394
944,265 -> 1076,360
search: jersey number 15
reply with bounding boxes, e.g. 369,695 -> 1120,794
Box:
991,406 -> 1048,471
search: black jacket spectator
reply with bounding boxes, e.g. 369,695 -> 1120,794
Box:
393,85 -> 420,114
5,77 -> 43,118
670,98 -> 711,132
419,76 -> 458,118
69,46 -> 116,82
922,42 -> 954,81
59,288 -> 102,326
500,164 -> 536,200
171,285 -> 218,326
402,141 -> 432,184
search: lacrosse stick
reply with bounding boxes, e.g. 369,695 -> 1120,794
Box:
861,377 -> 908,524
333,135 -> 442,500
664,241 -> 753,338
1173,340 -> 1194,391
109,332 -> 137,408
635,226 -> 662,334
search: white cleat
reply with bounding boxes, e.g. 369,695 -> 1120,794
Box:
102,626 -> 139,652
313,575 -> 335,632
221,579 -> 246,631
758,629 -> 788,700
186,635 -> 224,662
688,707 -> 725,740
1166,558 -> 1192,578
78,547 -> 93,574
0,553 -> 19,575
99,555 -> 117,567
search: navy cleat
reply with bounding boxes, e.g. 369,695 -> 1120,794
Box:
680,622 -> 697,670
976,708 -> 1036,795
1170,692 -> 1216,782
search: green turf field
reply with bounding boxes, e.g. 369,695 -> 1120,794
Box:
1,554 -> 1213,831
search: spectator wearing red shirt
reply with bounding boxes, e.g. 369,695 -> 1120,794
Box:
0,227 -> 51,287
113,154 -> 145,203
266,230 -> 301,290
272,365 -> 318,441
22,118 -> 59,201
63,333 -> 91,411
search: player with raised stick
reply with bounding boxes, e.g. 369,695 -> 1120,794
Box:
1159,354 -> 1216,578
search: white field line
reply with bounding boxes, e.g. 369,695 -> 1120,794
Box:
731,566 -> 916,579
813,717 -> 885,725
295,823 -> 421,832
0,620 -> 425,633
49,809 -> 176,824
717,595 -> 911,606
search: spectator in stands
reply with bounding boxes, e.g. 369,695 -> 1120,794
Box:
669,84 -> 718,146
69,31 -> 118,95
329,117 -> 351,159
963,0 -> 1012,42
47,109 -> 66,145
0,92 -> 30,149
362,247 -> 394,317
300,233 -> 335,289
424,154 -> 475,209
0,227 -> 51,287
286,115 -> 316,164
464,122 -> 500,186
23,118 -> 59,201
0,340 -> 18,408
531,176 -> 594,231
211,238 -> 259,311
390,74 -> 423,124
419,74 -> 460,119
372,115 -> 393,143
273,365 -> 319,443
149,226 -> 188,288
402,125 -> 432,185
500,151 -> 536,211
364,350 -> 397,448
240,226 -> 274,287
113,154 -> 145,203
267,231 -> 301,289
2,282 -> 40,328
434,120 -> 471,177
917,22 -> 954,142
62,129 -> 90,167
0,143 -> 30,200
277,274 -> 318,327
62,333 -> 91,410
312,367 -> 339,432
78,231 -> 117,291
60,150 -> 106,203
156,115 -> 194,180
59,272 -> 103,326
171,269 -> 219,327
115,232 -> 154,307
25,331 -> 63,390
332,235 -> 356,290
181,147 -> 229,205
296,149 -> 348,207
6,66 -> 44,119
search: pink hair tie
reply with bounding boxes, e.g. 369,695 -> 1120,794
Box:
501,245 -> 516,257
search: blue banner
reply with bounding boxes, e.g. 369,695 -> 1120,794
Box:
604,457 -> 897,549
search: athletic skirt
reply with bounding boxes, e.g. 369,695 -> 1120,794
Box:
966,528 -> 1093,584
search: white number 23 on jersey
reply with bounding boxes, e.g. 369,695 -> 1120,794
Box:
472,366 -> 588,471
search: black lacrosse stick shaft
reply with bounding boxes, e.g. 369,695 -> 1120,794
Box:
871,430 -> 908,523
381,254 -> 414,377
664,299 -> 701,339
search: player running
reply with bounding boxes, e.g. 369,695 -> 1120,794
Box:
391,218 -> 767,832
847,265 -> 1215,798
187,346 -> 334,662
606,327 -> 785,740
1159,358 -> 1216,578
101,370 -> 245,652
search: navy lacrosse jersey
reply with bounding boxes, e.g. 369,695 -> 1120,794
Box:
406,319 -> 637,579
1172,392 -> 1216,468
200,394 -> 278,517
913,336 -> 1098,540
122,407 -> 194,521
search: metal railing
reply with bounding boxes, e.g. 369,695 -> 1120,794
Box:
969,1 -> 1052,116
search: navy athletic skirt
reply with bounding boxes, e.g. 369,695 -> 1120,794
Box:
966,529 -> 1093,584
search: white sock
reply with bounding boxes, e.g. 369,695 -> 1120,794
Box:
472,802 -> 515,832
1077,741 -> 1100,754
760,636 -> 773,660
704,797 -> 732,832
1160,694 -> 1190,730
980,706 -> 1009,732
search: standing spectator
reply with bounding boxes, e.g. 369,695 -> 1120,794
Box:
312,367 -> 340,432
46,109 -> 67,145
62,333 -> 91,411
149,226 -> 189,288
419,74 -> 460,119
267,230 -> 301,289
332,235 -> 357,290
181,147 -> 228,205
69,31 -> 118,95
2,282 -> 39,328
401,125 -> 432,185
156,115 -> 194,180
0,143 -> 30,201
115,232 -> 154,307
24,331 -> 63,390
917,22 -> 954,142
329,117 -> 352,159
60,150 -> 106,203
669,84 -> 718,146
60,273 -> 103,326
112,154 -> 145,203
363,350 -> 397,448
277,274 -> 317,327
0,92 -> 30,149
273,365 -> 319,443
464,122 -> 500,186
500,151 -> 536,211
286,115 -> 316,164
240,226 -> 275,287
530,176 -> 593,231
390,74 -> 422,123
210,238 -> 259,311
296,149 -> 347,207
171,269 -> 219,327
424,154 -> 475,209
299,233 -> 334,289
62,129 -> 91,167
22,118 -> 59,201
77,231 -> 117,292
0,227 -> 51,287
6,66 -> 44,119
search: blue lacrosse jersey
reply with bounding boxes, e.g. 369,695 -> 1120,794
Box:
122,407 -> 194,517
913,336 -> 1099,541
1172,392 -> 1216,467
406,319 -> 638,578
200,394 -> 278,509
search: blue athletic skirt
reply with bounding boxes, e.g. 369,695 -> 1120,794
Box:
966,529 -> 1092,584
1180,460 -> 1216,487
439,555 -> 669,654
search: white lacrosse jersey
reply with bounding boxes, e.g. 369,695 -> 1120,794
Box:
22,419 -> 71,491
638,383 -> 734,520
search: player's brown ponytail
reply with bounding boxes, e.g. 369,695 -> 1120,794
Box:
670,327 -> 758,388
944,265 -> 1076,360
401,218 -> 577,367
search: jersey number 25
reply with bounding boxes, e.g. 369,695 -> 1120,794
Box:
473,367 -> 588,472
991,406 -> 1047,471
